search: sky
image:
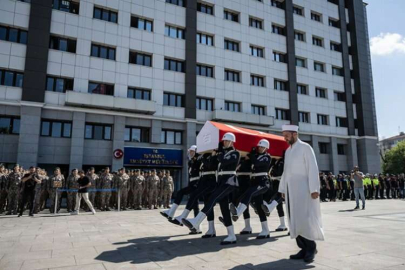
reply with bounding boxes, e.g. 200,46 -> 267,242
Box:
366,0 -> 405,139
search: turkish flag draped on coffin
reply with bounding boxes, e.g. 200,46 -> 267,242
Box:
196,121 -> 289,158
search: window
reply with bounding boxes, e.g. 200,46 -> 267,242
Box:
224,39 -> 240,52
312,36 -> 323,47
161,130 -> 182,145
329,18 -> 340,28
249,17 -> 263,29
196,97 -> 213,111
41,120 -> 72,138
319,142 -> 329,154
271,0 -> 284,9
225,101 -> 241,112
250,45 -> 264,58
311,12 -> 322,22
294,31 -> 305,42
251,75 -> 265,87
88,82 -> 114,96
46,76 -> 73,93
196,33 -> 214,46
337,144 -> 346,155
317,114 -> 328,125
196,64 -> 214,78
166,0 -> 186,7
274,79 -> 287,91
131,16 -> 153,32
293,6 -> 303,16
275,108 -> 290,120
127,88 -> 151,100
273,51 -> 286,63
299,112 -> 309,123
52,0 -> 79,14
91,44 -> 115,60
0,25 -> 28,44
129,51 -> 152,67
164,58 -> 185,72
49,35 -> 77,53
330,42 -> 341,52
93,6 -> 117,23
224,10 -> 239,22
252,105 -> 265,115
0,69 -> 24,87
297,84 -> 307,95
85,123 -> 112,140
165,25 -> 185,39
272,24 -> 285,35
124,126 -> 150,142
316,88 -> 327,98
336,117 -> 348,128
0,116 -> 20,135
295,57 -> 306,68
224,70 -> 240,82
163,93 -> 183,107
197,2 -> 213,15
314,61 -> 325,72
334,91 -> 346,102
332,67 -> 343,76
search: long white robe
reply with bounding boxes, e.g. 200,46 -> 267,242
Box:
279,139 -> 325,241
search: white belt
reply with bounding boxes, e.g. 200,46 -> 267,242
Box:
218,171 -> 236,176
251,172 -> 269,177
201,171 -> 216,176
237,172 -> 252,176
189,176 -> 200,182
271,176 -> 281,181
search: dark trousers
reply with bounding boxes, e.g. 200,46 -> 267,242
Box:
263,180 -> 284,217
380,187 -> 385,198
19,189 -> 35,215
386,186 -> 391,198
240,178 -> 270,222
232,175 -> 251,220
186,176 -> 217,221
174,180 -> 199,216
320,187 -> 327,201
296,235 -> 316,253
375,186 -> 380,199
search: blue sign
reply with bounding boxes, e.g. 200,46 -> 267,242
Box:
124,147 -> 183,167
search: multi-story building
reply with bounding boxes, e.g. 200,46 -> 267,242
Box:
0,0 -> 380,188
379,132 -> 405,156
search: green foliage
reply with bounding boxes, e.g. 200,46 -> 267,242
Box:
382,141 -> 405,174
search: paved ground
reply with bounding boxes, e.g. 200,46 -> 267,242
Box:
1,199 -> 405,270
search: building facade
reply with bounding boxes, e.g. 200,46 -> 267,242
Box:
379,132 -> 405,156
0,0 -> 380,188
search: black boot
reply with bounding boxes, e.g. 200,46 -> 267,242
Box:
302,237 -> 317,263
290,236 -> 306,260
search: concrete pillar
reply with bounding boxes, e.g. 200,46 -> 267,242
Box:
311,135 -> 320,157
356,138 -> 381,174
112,115 -> 125,171
347,138 -> 358,171
151,120 -> 162,144
330,137 -> 339,175
69,112 -> 85,171
17,105 -> 42,168
182,121 -> 197,187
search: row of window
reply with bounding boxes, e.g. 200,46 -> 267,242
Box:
319,142 -> 347,155
275,109 -> 348,128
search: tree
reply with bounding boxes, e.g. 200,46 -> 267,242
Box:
382,141 -> 405,174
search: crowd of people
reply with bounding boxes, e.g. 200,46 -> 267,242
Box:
319,171 -> 405,202
0,164 -> 175,216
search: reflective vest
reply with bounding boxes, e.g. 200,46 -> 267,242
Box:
373,179 -> 379,186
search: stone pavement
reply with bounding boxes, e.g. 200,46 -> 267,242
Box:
1,199 -> 405,270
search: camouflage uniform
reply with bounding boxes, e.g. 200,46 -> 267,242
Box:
148,174 -> 160,209
0,172 -> 8,213
99,172 -> 114,211
132,174 -> 145,209
143,174 -> 150,208
48,174 -> 65,213
67,174 -> 80,212
114,173 -> 130,210
86,173 -> 99,207
160,175 -> 174,208
6,172 -> 22,215
33,174 -> 48,213
38,175 -> 49,211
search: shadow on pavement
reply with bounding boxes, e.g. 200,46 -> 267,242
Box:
230,259 -> 317,270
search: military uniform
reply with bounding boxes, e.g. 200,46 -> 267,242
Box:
67,174 -> 80,212
0,172 -> 8,213
34,174 -> 48,213
114,172 -> 130,210
147,173 -> 160,209
6,171 -> 22,215
48,174 -> 65,213
99,172 -> 114,211
132,174 -> 145,210
160,174 -> 174,209
86,173 -> 99,207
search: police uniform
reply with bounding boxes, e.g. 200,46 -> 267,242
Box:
99,172 -> 114,211
48,173 -> 64,213
233,157 -> 252,234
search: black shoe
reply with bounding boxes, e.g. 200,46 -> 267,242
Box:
29,213 -> 34,217
362,206 -> 365,210
290,250 -> 306,260
160,211 -> 168,218
182,219 -> 196,233
220,240 -> 236,245
202,234 -> 216,238
304,249 -> 318,263
240,230 -> 252,235
229,204 -> 238,222
275,228 -> 288,232
6,212 -> 11,215
189,231 -> 202,235
354,206 -> 359,210
105,208 -> 111,211
18,214 -> 22,217
168,218 -> 183,226
256,234 -> 270,239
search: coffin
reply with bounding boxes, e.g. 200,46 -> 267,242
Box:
197,121 -> 289,158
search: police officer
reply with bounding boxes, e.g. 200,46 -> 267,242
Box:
67,169 -> 80,212
132,169 -> 145,210
161,145 -> 201,219
86,167 -> 99,208
99,167 -> 114,211
231,139 -> 272,239
378,174 -> 386,199
48,167 -> 65,213
6,164 -> 22,215
233,156 -> 252,234
373,174 -> 380,199
147,169 -> 160,209
385,174 -> 391,199
160,170 -> 174,209
114,168 -> 130,210
183,133 -> 240,245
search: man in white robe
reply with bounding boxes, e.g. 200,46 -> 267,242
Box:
279,124 -> 324,263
